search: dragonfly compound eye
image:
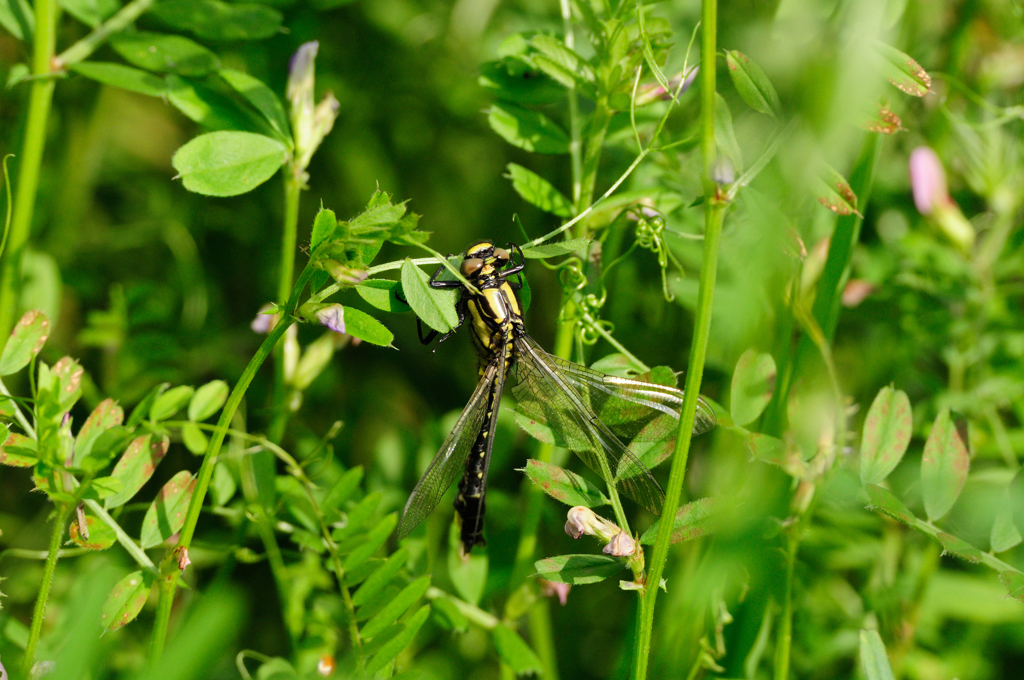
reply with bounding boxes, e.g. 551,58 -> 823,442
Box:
493,248 -> 510,263
461,258 -> 484,277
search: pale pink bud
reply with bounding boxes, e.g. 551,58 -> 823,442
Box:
602,531 -> 637,557
539,578 -> 571,605
251,304 -> 278,334
909,146 -> 948,215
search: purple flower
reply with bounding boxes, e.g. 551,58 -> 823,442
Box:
287,41 -> 319,102
315,304 -> 346,334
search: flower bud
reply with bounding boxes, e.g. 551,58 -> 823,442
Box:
539,579 -> 571,605
602,530 -> 637,557
564,506 -> 621,542
634,67 -> 699,106
314,304 -> 346,334
251,303 -> 279,334
909,146 -> 975,252
288,41 -> 340,181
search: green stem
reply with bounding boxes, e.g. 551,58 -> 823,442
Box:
268,173 -> 303,444
22,502 -> 72,673
425,587 -> 499,629
773,531 -> 797,680
560,0 -> 582,206
578,98 -> 612,211
55,0 -> 156,66
0,0 -> 58,341
633,1 -> 722,677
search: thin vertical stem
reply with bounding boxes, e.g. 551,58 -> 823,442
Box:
560,0 -> 582,206
268,173 -> 303,443
0,0 -> 58,340
22,503 -> 72,674
773,532 -> 797,680
632,0 -> 721,677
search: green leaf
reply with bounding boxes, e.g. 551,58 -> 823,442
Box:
127,383 -> 168,428
859,629 -> 895,680
105,434 -> 170,509
181,421 -> 208,455
352,549 -> 409,608
82,475 -> 124,501
68,515 -> 116,550
430,596 -> 469,633
729,349 -> 776,427
936,531 -> 982,563
713,93 -> 743,172
219,68 -> 290,139
79,425 -> 133,474
70,62 -> 168,97
356,280 -> 412,314
860,387 -> 913,485
343,307 -> 394,347
863,484 -> 915,525
492,624 -> 543,677
364,605 -> 430,676
0,0 -> 33,41
479,59 -> 566,106
506,163 -> 573,218
164,74 -> 259,132
140,471 -> 196,549
321,466 -> 364,518
188,380 -> 229,421
639,497 -> 717,545
150,0 -> 282,41
448,522 -> 488,605
332,491 -> 381,542
874,41 -> 932,97
816,163 -> 861,217
149,384 -> 195,422
401,259 -> 459,334
725,50 -> 781,117
101,570 -> 154,631
58,0 -> 118,27
520,237 -> 590,259
360,575 -> 431,640
520,459 -> 608,507
0,310 -> 49,375
172,131 -> 287,197
310,207 -> 338,252
1000,571 -> 1024,603
488,102 -> 570,154
343,514 -> 398,573
110,31 -> 219,76
0,431 -> 37,467
534,554 -> 624,585
921,408 -> 970,522
209,460 -> 236,506
73,398 -> 124,466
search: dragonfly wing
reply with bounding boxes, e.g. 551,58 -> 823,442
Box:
511,335 -> 665,514
398,362 -> 498,540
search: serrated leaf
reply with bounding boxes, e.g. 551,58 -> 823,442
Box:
401,259 -> 459,334
488,102 -> 570,154
816,164 -> 861,216
725,50 -> 781,118
874,41 -> 931,97
150,0 -> 282,41
863,484 -> 915,525
921,408 -> 970,522
860,387 -> 912,485
140,471 -> 196,548
219,68 -> 290,139
506,163 -> 573,218
73,398 -> 123,466
310,207 -> 338,252
188,380 -> 229,422
493,624 -> 543,677
360,575 -> 431,640
1000,571 -> 1024,603
68,515 -> 116,550
105,434 -> 170,509
534,554 -> 624,585
70,62 -> 168,97
364,605 -> 430,676
172,131 -> 286,197
343,308 -> 394,347
101,570 -> 154,631
110,31 -> 219,76
448,522 -> 488,605
639,497 -> 717,545
730,349 -> 776,426
936,531 -> 982,563
859,629 -> 895,680
150,384 -> 195,422
520,237 -> 590,259
356,280 -> 412,314
352,548 -> 409,608
0,431 -> 37,467
0,310 -> 49,375
520,459 -> 607,507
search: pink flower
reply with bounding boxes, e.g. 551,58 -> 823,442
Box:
909,147 -> 948,215
539,579 -> 571,605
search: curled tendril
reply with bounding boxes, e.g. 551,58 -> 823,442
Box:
576,291 -> 610,345
625,205 -> 686,302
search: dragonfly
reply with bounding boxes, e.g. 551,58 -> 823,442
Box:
397,241 -> 717,554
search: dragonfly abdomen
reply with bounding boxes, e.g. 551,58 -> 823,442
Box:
453,377 -> 500,553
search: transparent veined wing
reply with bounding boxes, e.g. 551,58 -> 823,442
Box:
511,335 -> 666,514
397,361 -> 498,539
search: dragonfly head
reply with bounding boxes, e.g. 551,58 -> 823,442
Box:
462,241 -> 512,281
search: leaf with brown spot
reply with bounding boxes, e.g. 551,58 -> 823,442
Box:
69,515 -> 117,550
140,470 -> 196,548
0,310 -> 50,376
863,103 -> 903,134
863,484 -> 915,526
520,459 -> 608,508
73,398 -> 124,466
101,570 -> 155,631
104,434 -> 170,509
51,357 -> 84,410
920,408 -> 970,522
815,164 -> 861,217
0,430 -> 38,467
936,531 -> 982,563
860,387 -> 912,485
874,41 -> 931,97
